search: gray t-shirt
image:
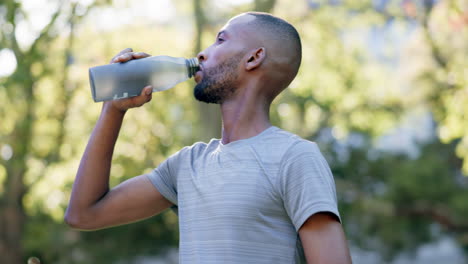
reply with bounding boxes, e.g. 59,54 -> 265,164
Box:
147,126 -> 340,263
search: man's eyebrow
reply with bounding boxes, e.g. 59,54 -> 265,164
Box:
217,30 -> 227,38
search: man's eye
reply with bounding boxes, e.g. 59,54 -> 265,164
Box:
217,38 -> 224,43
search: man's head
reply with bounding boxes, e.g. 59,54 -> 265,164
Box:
194,12 -> 302,104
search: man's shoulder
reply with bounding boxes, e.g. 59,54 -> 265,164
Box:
264,126 -> 317,150
253,126 -> 319,161
175,139 -> 219,158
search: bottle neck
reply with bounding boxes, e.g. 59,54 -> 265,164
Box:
185,58 -> 200,78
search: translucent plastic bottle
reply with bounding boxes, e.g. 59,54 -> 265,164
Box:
89,56 -> 199,102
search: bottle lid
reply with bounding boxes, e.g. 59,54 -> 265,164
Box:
186,58 -> 200,78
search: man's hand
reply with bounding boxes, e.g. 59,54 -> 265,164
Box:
105,48 -> 153,113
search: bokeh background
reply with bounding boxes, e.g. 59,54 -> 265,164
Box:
1,0 -> 467,263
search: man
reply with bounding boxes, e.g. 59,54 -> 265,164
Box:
65,12 -> 352,263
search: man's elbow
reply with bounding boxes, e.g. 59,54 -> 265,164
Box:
64,208 -> 80,228
64,208 -> 93,230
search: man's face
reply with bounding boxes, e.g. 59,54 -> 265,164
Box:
193,54 -> 241,104
193,15 -> 256,104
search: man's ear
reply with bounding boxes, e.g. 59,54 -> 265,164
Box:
245,47 -> 266,71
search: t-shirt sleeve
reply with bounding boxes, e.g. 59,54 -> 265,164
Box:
146,150 -> 182,206
278,140 -> 340,231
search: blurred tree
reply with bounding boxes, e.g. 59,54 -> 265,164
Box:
0,0 -> 466,263
193,0 -> 222,141
411,0 -> 468,174
0,0 -> 114,262
326,134 -> 468,261
254,0 -> 276,12
0,1 -> 204,264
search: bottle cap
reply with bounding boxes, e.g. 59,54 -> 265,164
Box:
186,58 -> 200,78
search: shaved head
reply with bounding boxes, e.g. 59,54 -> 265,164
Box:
240,12 -> 302,99
244,12 -> 302,67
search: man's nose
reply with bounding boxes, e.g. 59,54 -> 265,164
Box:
197,50 -> 207,63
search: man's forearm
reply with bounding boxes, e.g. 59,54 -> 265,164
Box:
65,103 -> 126,221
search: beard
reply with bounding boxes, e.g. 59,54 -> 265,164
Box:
194,55 -> 241,104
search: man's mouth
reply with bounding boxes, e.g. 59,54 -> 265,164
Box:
194,71 -> 203,83
194,64 -> 203,83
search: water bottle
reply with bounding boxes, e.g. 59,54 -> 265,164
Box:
89,56 -> 199,102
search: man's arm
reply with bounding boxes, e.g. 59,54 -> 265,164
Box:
299,212 -> 352,264
64,49 -> 172,230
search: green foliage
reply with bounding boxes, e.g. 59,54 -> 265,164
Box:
0,0 -> 467,263
331,137 -> 468,260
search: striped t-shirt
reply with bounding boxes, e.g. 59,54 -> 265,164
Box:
147,126 -> 340,263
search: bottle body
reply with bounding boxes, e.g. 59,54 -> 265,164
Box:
89,55 -> 199,102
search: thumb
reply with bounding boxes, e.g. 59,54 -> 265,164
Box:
144,86 -> 153,96
134,86 -> 153,106
120,85 -> 153,109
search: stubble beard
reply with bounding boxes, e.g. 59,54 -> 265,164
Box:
193,55 -> 241,104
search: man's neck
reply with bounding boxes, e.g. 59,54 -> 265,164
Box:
219,89 -> 271,145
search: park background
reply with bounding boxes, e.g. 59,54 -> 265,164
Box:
0,0 -> 467,263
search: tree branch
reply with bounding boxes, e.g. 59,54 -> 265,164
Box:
27,0 -> 65,57
398,204 -> 468,233
419,0 -> 448,69
5,0 -> 22,59
25,3 -> 92,190
193,0 -> 205,56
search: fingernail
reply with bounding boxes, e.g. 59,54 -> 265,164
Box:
146,88 -> 152,95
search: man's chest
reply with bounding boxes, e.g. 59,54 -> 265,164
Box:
177,152 -> 285,221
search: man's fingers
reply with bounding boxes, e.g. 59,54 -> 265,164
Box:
110,50 -> 151,64
118,48 -> 133,56
115,53 -> 133,63
132,52 -> 151,59
110,48 -> 133,63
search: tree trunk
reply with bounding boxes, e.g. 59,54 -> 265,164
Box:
1,171 -> 27,264
0,3 -> 80,262
0,76 -> 34,263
